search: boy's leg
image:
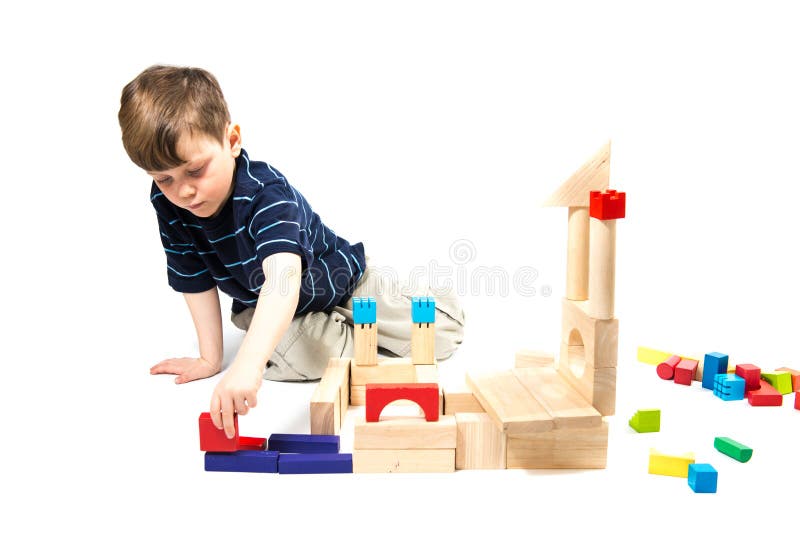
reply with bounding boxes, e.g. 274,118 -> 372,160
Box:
333,258 -> 465,361
231,307 -> 353,381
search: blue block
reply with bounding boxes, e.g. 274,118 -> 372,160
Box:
713,374 -> 745,401
267,433 -> 340,454
688,463 -> 718,493
278,453 -> 353,474
411,296 -> 436,324
702,352 -> 729,390
352,297 -> 376,324
205,450 -> 279,473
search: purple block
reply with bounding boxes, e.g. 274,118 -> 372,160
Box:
278,453 -> 353,474
204,450 -> 279,473
267,433 -> 340,454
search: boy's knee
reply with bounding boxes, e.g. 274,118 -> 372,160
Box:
432,296 -> 465,361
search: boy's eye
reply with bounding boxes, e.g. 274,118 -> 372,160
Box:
156,177 -> 172,185
187,166 -> 204,177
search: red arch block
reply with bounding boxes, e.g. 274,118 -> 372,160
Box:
365,383 -> 440,422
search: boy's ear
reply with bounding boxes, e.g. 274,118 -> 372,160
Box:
227,123 -> 242,157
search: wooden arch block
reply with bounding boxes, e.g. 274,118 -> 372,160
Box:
365,383 -> 440,422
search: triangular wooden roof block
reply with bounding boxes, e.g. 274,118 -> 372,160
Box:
543,141 -> 611,207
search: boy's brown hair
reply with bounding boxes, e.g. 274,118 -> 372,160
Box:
118,65 -> 231,171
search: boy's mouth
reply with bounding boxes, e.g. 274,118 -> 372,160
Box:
187,201 -> 205,210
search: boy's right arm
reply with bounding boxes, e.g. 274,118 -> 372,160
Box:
150,287 -> 223,383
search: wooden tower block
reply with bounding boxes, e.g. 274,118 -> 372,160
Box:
411,323 -> 435,364
557,343 -> 617,416
354,324 -> 378,366
310,380 -> 340,435
352,449 -> 455,474
566,206 -> 590,301
506,422 -> 609,469
443,386 -> 485,415
588,216 -> 617,320
512,367 -> 602,429
465,370 -> 554,435
561,298 -> 619,369
350,358 -> 416,386
514,349 -> 555,368
354,415 -> 456,449
455,413 -> 507,470
543,142 -> 611,208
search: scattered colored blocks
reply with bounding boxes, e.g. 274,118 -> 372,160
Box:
702,352 -> 729,390
713,373 -> 745,401
674,359 -> 698,385
637,346 -> 673,365
713,437 -> 753,463
688,464 -> 718,493
411,296 -> 436,324
775,367 -> 800,392
747,380 -> 783,407
735,364 -> 762,391
267,434 -> 340,454
761,371 -> 793,395
278,453 -> 353,474
199,412 -> 238,452
629,409 -> 660,433
205,450 -> 279,473
648,448 -> 695,478
352,297 -> 377,324
657,356 -> 681,380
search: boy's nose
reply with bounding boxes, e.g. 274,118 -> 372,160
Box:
179,183 -> 196,199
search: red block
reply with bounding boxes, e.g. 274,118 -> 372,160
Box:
657,355 -> 682,380
199,412 -> 239,452
736,364 -> 762,391
238,436 -> 267,451
365,383 -> 440,422
795,391 -> 800,411
674,359 -> 698,385
589,189 -> 626,220
746,380 -> 783,407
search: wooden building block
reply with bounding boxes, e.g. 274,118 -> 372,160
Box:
506,422 -> 609,469
657,355 -> 681,380
543,141 -> 610,208
637,346 -> 673,365
648,448 -> 695,478
628,409 -> 660,433
735,364 -> 762,391
688,464 -> 718,493
762,371 -> 793,395
352,449 -> 455,473
702,352 -> 729,390
278,453 -> 353,474
776,367 -> 800,392
415,365 -> 443,413
465,370 -> 554,435
354,323 -> 378,366
350,385 -> 365,406
199,412 -> 238,452
205,450 -> 279,473
310,379 -> 340,435
588,217 -> 616,320
514,349 -> 555,368
566,206 -> 590,301
354,415 -> 456,449
365,383 -> 440,422
455,413 -> 507,470
512,367 -> 602,429
747,380 -> 783,406
350,358 -> 416,386
411,323 -> 435,365
561,298 -> 618,368
443,387 -> 485,415
714,437 -> 753,463
268,433 -> 340,454
557,343 -> 617,416
795,391 -> 799,410
674,358 -> 698,385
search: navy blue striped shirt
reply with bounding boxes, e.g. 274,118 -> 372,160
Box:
151,149 -> 366,315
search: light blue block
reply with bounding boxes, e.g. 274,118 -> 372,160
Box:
688,463 -> 718,493
702,352 -> 729,390
411,296 -> 436,324
713,374 -> 745,401
352,297 -> 376,324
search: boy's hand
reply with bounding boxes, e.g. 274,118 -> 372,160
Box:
150,357 -> 220,384
210,362 -> 262,438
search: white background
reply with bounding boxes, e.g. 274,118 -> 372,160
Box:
2,0 -> 798,531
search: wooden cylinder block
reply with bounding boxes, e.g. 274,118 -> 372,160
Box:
567,207 -> 590,301
589,217 -> 616,320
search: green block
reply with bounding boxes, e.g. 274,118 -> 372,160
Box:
762,372 -> 793,395
629,409 -> 660,433
714,436 -> 753,463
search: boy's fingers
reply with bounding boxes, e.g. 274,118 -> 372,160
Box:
210,395 -> 222,429
246,392 -> 258,409
234,397 -> 249,416
221,397 -> 236,438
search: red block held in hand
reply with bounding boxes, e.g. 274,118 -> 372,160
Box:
199,412 -> 239,452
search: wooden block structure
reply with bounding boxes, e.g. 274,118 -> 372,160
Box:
353,297 -> 377,366
310,357 -> 350,435
411,296 -> 436,365
514,349 -> 555,368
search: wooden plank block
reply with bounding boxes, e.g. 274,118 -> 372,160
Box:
455,413 -> 506,470
351,358 -> 416,386
514,349 -> 555,368
205,450 -> 279,473
411,323 -> 435,364
543,141 -> 610,208
443,386 -> 485,415
354,323 -> 377,366
465,370 -> 554,435
557,343 -> 617,416
332,358 -> 351,428
562,298 -> 618,369
352,449 -> 455,473
310,379 -> 339,435
507,422 -> 609,469
512,367 -> 602,429
354,415 -> 456,449
637,346 -> 672,365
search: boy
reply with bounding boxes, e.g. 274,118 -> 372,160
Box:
118,65 -> 465,439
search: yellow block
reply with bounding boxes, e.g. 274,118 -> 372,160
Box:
637,347 -> 672,365
648,448 -> 695,478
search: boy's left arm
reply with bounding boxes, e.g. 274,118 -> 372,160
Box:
209,252 -> 302,438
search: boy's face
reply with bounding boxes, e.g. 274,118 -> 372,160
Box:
149,124 -> 242,218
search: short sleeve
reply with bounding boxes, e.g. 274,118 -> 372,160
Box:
247,185 -> 313,268
155,210 -> 216,293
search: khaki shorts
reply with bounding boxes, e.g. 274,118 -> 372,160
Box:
231,257 -> 466,381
